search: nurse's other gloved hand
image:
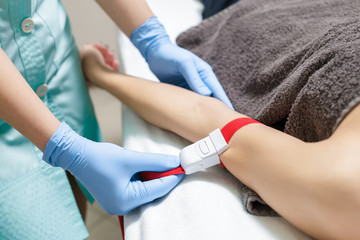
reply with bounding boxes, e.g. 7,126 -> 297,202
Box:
43,122 -> 183,215
130,16 -> 234,110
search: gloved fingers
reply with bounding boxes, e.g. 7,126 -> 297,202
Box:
206,78 -> 234,110
133,174 -> 184,207
177,60 -> 212,96
213,91 -> 234,110
128,150 -> 181,173
197,61 -> 235,110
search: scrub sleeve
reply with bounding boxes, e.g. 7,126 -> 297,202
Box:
0,0 -> 101,239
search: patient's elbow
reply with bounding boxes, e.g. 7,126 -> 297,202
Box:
192,96 -> 224,116
192,95 -> 236,122
180,95 -> 235,141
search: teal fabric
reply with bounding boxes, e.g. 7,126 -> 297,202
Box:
0,162 -> 88,240
0,0 -> 102,239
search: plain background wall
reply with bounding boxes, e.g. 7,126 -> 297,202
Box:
61,0 -> 122,146
61,0 -> 117,51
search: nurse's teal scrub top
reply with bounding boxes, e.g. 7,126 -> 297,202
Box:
0,1 -> 102,239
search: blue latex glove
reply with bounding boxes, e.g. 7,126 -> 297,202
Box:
131,16 -> 234,110
43,123 -> 183,215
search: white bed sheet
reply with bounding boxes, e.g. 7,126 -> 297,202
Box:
118,0 -> 312,239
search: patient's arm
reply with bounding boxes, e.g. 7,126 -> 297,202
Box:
81,44 -> 360,240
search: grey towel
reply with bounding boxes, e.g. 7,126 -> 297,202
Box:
177,0 -> 360,216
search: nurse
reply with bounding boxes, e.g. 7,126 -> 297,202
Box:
0,0 -> 232,239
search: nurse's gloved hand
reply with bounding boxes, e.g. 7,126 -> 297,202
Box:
43,122 -> 183,215
130,16 -> 234,110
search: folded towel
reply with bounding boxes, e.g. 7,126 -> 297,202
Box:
177,0 -> 360,216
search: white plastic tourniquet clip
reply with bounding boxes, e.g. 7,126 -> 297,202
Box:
179,128 -> 229,175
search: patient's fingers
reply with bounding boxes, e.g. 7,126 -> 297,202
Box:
94,42 -> 107,54
105,51 -> 115,65
94,43 -> 119,71
95,44 -> 109,59
112,60 -> 120,71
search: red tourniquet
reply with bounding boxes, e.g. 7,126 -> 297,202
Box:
220,118 -> 260,143
118,216 -> 124,239
140,166 -> 185,180
117,117 -> 261,239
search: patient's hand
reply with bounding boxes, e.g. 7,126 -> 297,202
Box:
80,43 -> 119,87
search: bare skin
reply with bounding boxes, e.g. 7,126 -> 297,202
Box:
81,44 -> 360,240
0,48 -> 61,151
95,0 -> 153,37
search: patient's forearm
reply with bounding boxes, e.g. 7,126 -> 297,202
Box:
92,69 -> 240,142
90,67 -> 360,240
